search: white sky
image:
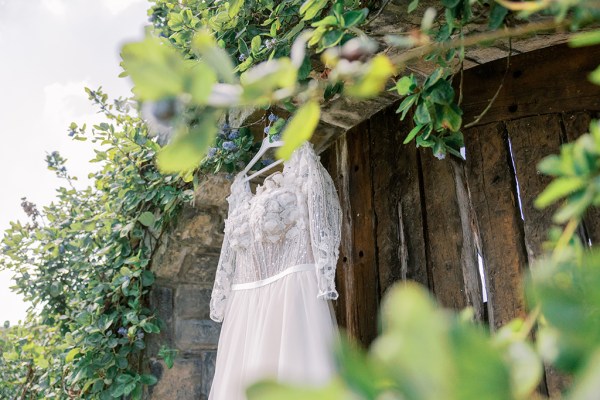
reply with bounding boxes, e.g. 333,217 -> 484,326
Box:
0,0 -> 149,325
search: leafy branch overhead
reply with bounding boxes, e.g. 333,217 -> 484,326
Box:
123,0 -> 600,174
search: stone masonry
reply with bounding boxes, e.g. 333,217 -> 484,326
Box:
143,174 -> 231,399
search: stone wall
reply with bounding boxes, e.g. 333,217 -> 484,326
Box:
143,174 -> 231,399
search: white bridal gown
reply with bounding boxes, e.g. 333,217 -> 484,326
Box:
208,141 -> 342,400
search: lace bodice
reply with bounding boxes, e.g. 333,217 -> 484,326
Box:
209,141 -> 343,322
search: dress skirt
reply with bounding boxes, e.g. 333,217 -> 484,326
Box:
208,265 -> 338,400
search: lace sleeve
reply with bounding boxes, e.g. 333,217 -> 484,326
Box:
209,185 -> 239,322
303,143 -> 343,300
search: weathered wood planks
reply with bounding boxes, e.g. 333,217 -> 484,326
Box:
321,122 -> 380,347
369,106 -> 429,298
464,121 -> 529,329
419,150 -> 484,318
506,114 -> 563,264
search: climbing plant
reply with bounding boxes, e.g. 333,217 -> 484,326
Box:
0,89 -> 195,398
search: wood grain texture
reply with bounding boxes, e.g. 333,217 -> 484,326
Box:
506,114 -> 567,397
506,114 -> 562,263
419,150 -> 483,316
450,158 -> 486,321
460,44 -> 600,127
320,138 -> 348,330
369,106 -> 429,299
346,122 -> 380,346
322,123 -> 380,347
464,121 -> 529,329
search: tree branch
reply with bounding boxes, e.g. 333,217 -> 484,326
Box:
389,19 -> 567,68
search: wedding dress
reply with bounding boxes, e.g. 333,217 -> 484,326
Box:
208,141 -> 342,400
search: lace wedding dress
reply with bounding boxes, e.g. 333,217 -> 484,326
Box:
208,141 -> 342,400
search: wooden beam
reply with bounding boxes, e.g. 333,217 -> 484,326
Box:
460,44 -> 600,127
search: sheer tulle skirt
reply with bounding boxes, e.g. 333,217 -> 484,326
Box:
208,268 -> 338,400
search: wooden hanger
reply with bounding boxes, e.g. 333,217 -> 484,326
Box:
241,136 -> 284,183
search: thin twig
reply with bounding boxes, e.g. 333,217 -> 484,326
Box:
464,37 -> 512,129
364,0 -> 392,27
390,19 -> 565,67
457,28 -> 465,106
553,218 -> 580,260
458,61 -> 464,106
516,305 -> 541,341
19,362 -> 34,400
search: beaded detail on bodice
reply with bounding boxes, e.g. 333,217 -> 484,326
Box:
209,142 -> 343,322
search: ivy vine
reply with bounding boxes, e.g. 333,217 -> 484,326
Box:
1,89 -> 193,398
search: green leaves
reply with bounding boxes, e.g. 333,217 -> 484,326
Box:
0,87 -> 196,398
404,124 -> 424,144
535,177 -> 588,209
450,322 -> 513,400
120,37 -> 188,101
247,379 -> 348,400
141,270 -> 155,287
536,121 -> 600,222
488,3 -> 508,29
344,54 -> 396,98
158,345 -> 178,369
300,0 -> 328,20
65,348 -> 80,363
240,58 -> 298,103
137,212 -> 155,227
527,249 -> 600,375
414,102 -> 432,125
121,36 -> 222,105
372,283 -> 453,399
157,114 -> 218,173
276,100 -> 321,160
394,68 -> 464,159
396,75 -> 417,96
228,0 -> 245,18
342,9 -> 368,27
590,65 -> 600,86
322,29 -> 345,48
569,30 -> 600,47
251,35 -> 262,54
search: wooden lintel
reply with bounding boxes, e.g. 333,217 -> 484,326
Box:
460,44 -> 600,127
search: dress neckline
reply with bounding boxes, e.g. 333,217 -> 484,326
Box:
243,169 -> 284,197
234,141 -> 310,200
